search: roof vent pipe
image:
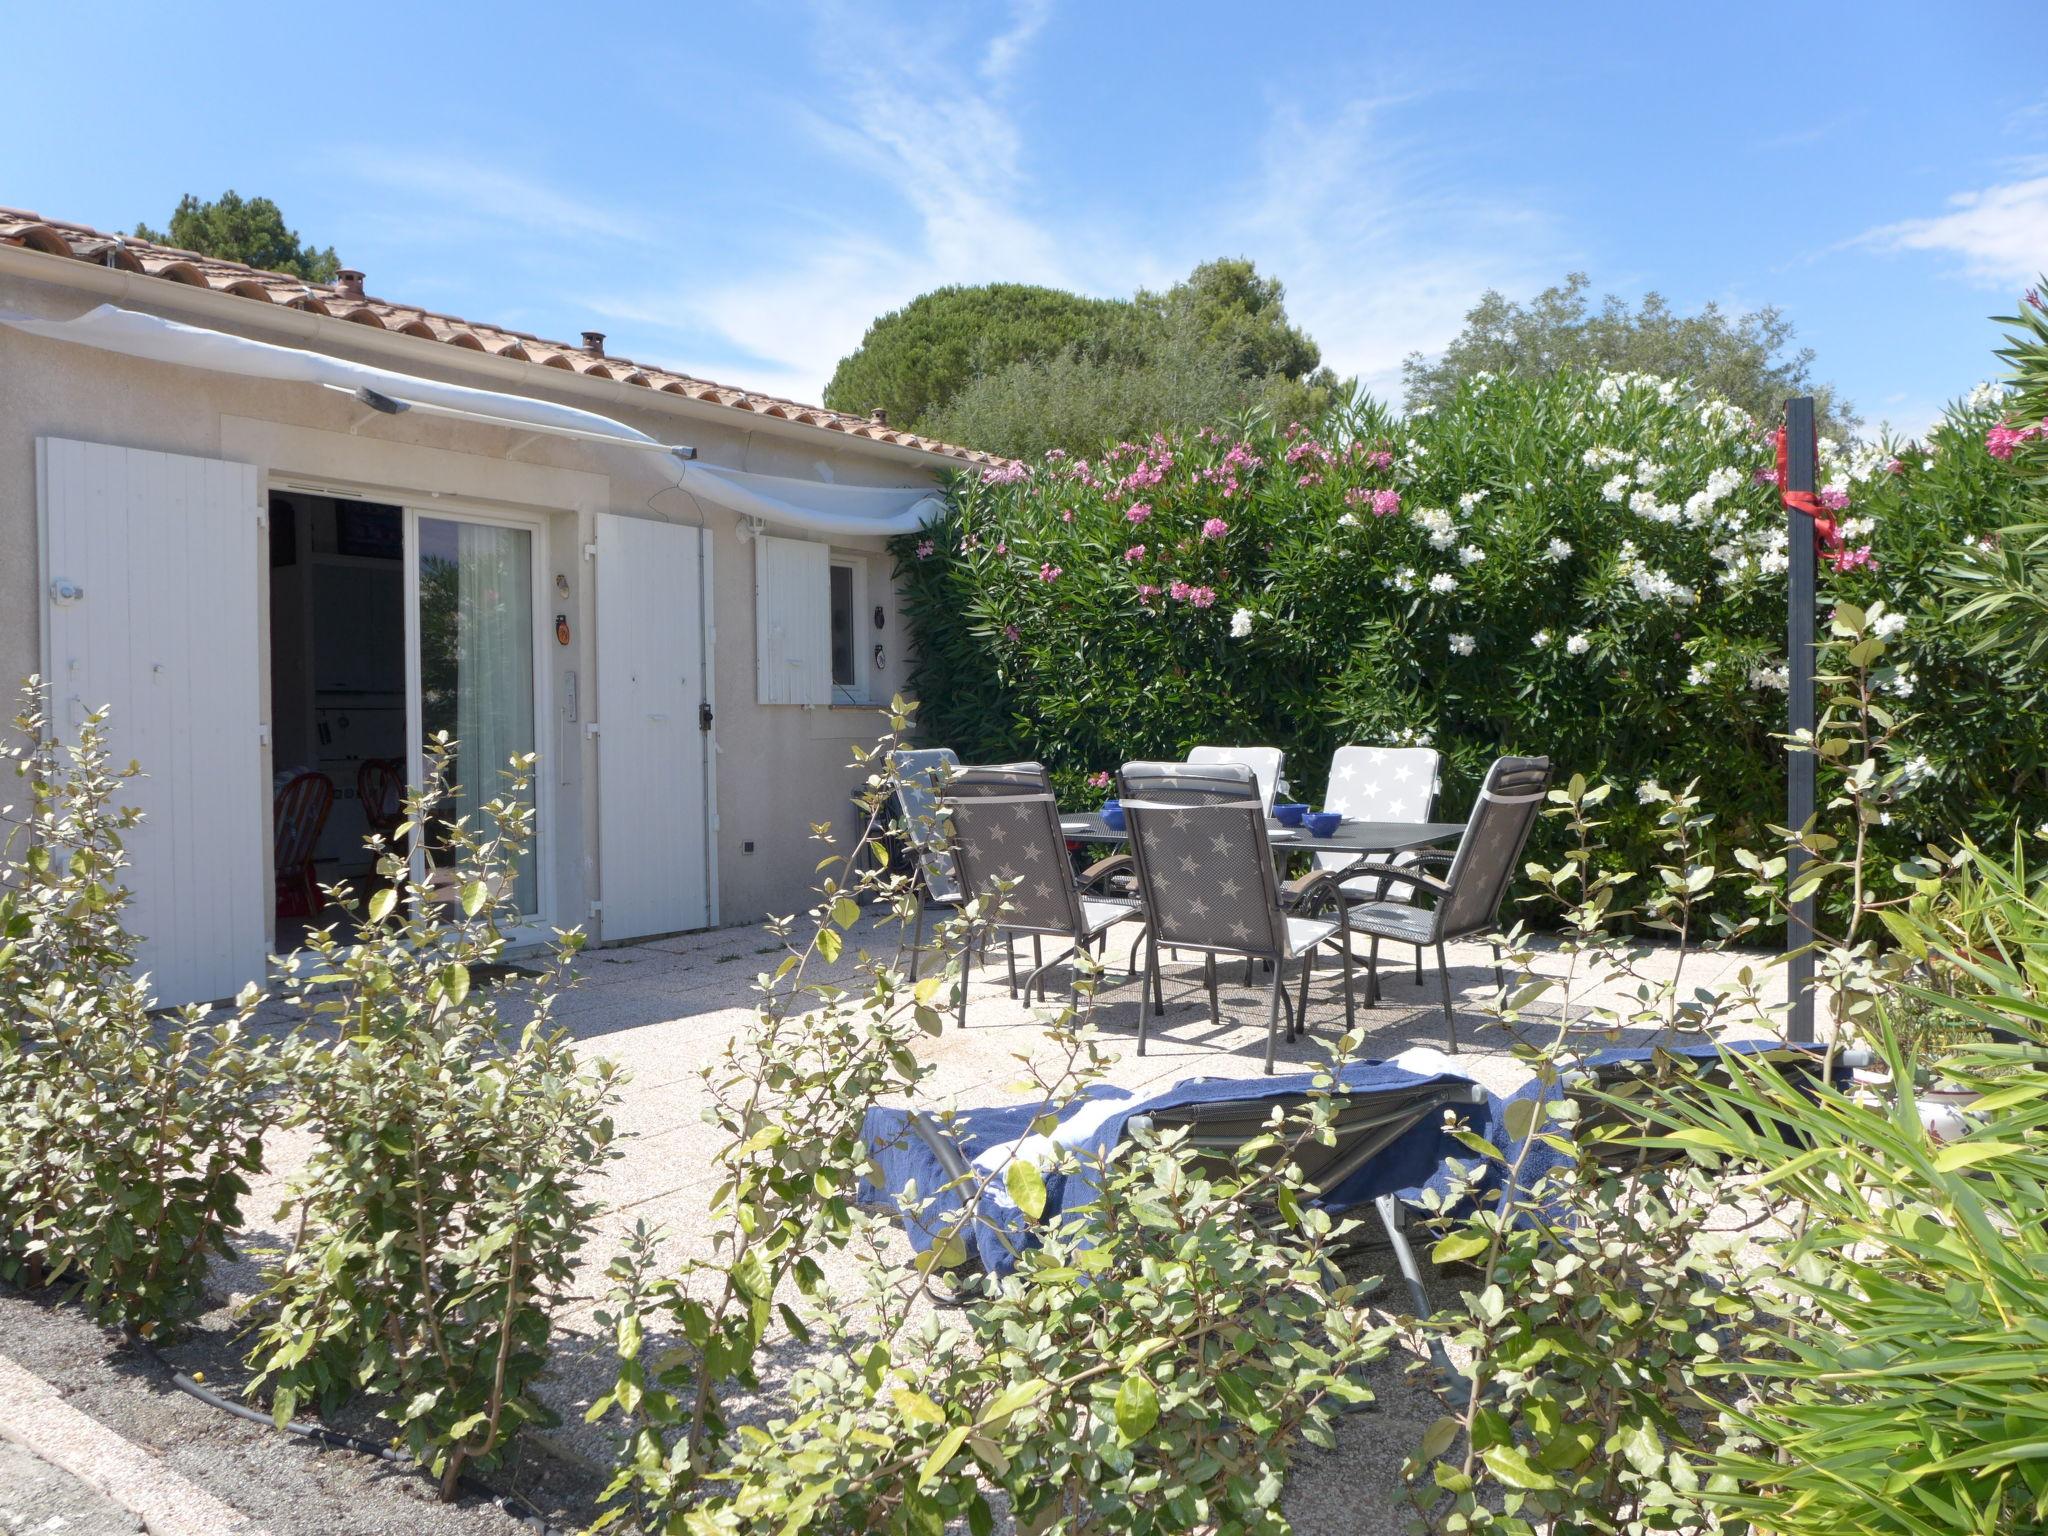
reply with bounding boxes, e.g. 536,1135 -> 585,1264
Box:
868,407 -> 887,425
334,268 -> 366,299
582,330 -> 606,357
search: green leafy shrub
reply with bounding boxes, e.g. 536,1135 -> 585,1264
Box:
246,738 -> 620,1498
588,707 -> 1388,1534
895,357 -> 2039,927
0,681 -> 276,1335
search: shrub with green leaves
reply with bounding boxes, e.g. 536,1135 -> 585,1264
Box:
896,354 -> 2039,926
246,738 -> 620,1499
0,680 -> 276,1335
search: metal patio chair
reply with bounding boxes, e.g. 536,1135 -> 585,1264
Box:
1118,760 -> 1356,1072
1298,744 -> 1442,984
1323,755 -> 1552,1053
889,747 -> 961,980
940,762 -> 1145,1027
1185,744 -> 1285,813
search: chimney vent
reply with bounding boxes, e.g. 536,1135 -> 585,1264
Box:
582,330 -> 606,357
334,268 -> 366,299
868,407 -> 887,425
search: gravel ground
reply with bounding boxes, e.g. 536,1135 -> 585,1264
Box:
0,1436 -> 145,1535
0,1287 -> 593,1536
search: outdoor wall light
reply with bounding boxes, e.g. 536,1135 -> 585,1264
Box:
872,604 -> 886,630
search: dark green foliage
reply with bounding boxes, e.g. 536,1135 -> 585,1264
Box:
894,365 -> 2040,928
1403,273 -> 1855,439
135,190 -> 341,283
827,259 -> 1342,456
823,282 -> 1130,430
0,682 -> 276,1335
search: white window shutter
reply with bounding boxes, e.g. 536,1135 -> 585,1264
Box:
755,534 -> 831,704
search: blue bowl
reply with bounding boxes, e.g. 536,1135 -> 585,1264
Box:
1305,810 -> 1343,838
1099,800 -> 1127,832
1273,801 -> 1309,827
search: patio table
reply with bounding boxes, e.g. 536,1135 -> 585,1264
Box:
1059,812 -> 1466,867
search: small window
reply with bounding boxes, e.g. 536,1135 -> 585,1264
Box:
829,563 -> 857,691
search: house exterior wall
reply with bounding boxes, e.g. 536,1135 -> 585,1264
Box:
0,257 -> 933,957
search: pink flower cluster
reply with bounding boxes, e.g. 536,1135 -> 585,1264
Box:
1826,544 -> 1875,573
1168,580 -> 1218,608
915,539 -> 935,559
1126,502 -> 1153,524
1123,543 -> 1146,562
1819,487 -> 1850,512
1199,442 -> 1265,500
1986,419 -> 2048,460
1087,770 -> 1113,789
980,460 -> 1031,486
1201,517 -> 1229,540
1039,563 -> 1062,583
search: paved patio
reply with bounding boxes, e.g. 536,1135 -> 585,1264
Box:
235,905 -> 1789,1533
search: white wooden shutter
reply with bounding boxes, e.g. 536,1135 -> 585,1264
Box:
594,513 -> 712,940
37,437 -> 268,1006
754,534 -> 831,705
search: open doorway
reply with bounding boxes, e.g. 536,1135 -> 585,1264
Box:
268,491 -> 406,948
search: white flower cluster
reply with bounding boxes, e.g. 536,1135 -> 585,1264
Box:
1628,487 -> 1683,525
1229,607 -> 1255,639
1531,629 -> 1552,649
1336,511 -> 1359,528
1869,602 -> 1909,641
1594,371 -> 1679,405
1458,489 -> 1487,513
1582,445 -> 1630,469
1636,779 -> 1663,804
1391,725 -> 1434,746
1895,754 -> 1936,793
1686,659 -> 1716,686
1616,538 -> 1695,606
1428,572 -> 1459,595
1565,633 -> 1591,657
1681,464 -> 1746,528
1965,380 -> 2005,411
1697,399 -> 1753,438
1882,666 -> 1917,699
1749,660 -> 1789,691
1387,566 -> 1418,593
1413,506 -> 1458,549
1600,472 -> 1632,504
1458,543 -> 1486,566
1546,537 -> 1573,563
1449,632 -> 1476,656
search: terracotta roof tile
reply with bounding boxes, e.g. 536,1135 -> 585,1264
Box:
0,205 -> 1000,466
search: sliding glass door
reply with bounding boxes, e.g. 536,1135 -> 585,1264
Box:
412,512 -> 540,915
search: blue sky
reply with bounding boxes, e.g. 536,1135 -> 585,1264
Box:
7,2 -> 2042,436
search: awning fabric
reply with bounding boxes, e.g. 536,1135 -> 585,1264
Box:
0,302 -> 946,536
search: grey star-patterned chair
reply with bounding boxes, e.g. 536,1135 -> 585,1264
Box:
1118,760 -> 1356,1072
1327,755 -> 1552,1053
889,747 -> 961,980
1304,744 -> 1441,982
1185,745 -> 1286,814
939,762 -> 1146,1028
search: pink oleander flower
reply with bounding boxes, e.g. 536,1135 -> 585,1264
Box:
961,533 -> 980,551
1371,489 -> 1400,516
1168,579 -> 1192,602
1060,508 -> 1074,523
1123,543 -> 1146,562
1126,502 -> 1153,524
980,460 -> 1030,485
2031,288 -> 2045,312
1201,517 -> 1229,540
1136,583 -> 1161,599
1885,457 -> 1906,474
1819,488 -> 1850,512
1754,466 -> 1781,485
1827,544 -> 1876,573
1003,624 -> 1021,642
1296,472 -> 1323,488
1087,770 -> 1112,789
1038,563 -> 1061,583
1366,449 -> 1394,469
1987,424 -> 2020,460
1187,585 -> 1218,609
915,539 -> 935,559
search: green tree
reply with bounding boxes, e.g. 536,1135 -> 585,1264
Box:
1404,272 -> 1854,436
823,283 -> 1129,431
134,191 -> 341,284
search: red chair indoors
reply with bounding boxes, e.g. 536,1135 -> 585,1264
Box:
274,771 -> 336,919
357,757 -> 407,842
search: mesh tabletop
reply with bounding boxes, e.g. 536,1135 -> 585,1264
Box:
1059,813 -> 1464,854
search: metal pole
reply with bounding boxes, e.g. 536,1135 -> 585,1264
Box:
1783,397 -> 1818,1044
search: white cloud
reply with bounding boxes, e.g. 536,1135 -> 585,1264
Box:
1865,174 -> 2048,288
335,150 -> 658,246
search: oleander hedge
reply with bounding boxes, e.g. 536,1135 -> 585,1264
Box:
893,367 -> 2044,924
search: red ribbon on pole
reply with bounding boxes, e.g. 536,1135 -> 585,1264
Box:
1773,424 -> 1839,553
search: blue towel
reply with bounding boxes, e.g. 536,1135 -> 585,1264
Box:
862,1058 -> 1487,1276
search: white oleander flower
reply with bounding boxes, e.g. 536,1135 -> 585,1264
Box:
1449,632 -> 1476,656
1546,538 -> 1573,562
1458,543 -> 1486,566
1336,511 -> 1359,528
1388,566 -> 1418,593
1458,489 -> 1488,512
1749,661 -> 1789,691
1601,472 -> 1632,504
1531,629 -> 1552,649
1565,633 -> 1591,656
1871,606 -> 1908,640
1428,572 -> 1459,595
1636,780 -> 1663,804
1686,659 -> 1716,686
1229,607 -> 1255,639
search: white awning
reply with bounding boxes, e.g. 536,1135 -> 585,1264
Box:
0,302 -> 947,536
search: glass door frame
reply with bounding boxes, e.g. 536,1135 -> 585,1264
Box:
400,497 -> 555,938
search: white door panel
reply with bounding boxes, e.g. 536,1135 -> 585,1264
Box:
594,513 -> 711,941
38,437 -> 268,1006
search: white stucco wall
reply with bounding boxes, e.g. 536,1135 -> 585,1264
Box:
0,255 -> 941,950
